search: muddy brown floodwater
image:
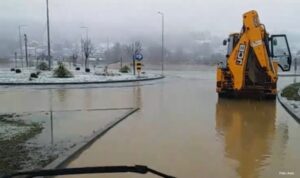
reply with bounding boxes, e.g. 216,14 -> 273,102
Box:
1,69 -> 300,178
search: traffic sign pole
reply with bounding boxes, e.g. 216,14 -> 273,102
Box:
136,61 -> 142,77
132,55 -> 136,76
134,53 -> 143,77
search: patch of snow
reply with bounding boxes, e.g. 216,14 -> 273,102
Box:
0,68 -> 161,84
280,95 -> 300,117
0,122 -> 30,140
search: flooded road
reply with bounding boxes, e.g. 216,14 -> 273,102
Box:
1,70 -> 299,178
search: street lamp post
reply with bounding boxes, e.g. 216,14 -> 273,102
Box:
46,0 -> 51,70
14,52 -> 17,68
132,43 -> 136,76
294,57 -> 297,74
80,36 -> 84,67
24,34 -> 28,67
80,26 -> 89,70
18,25 -> 26,68
158,11 -> 165,75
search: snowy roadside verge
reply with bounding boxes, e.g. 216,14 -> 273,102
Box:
0,68 -> 164,85
278,87 -> 300,123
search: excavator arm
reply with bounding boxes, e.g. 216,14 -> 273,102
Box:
227,10 -> 277,90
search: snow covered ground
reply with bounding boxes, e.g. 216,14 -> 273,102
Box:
0,68 -> 161,84
0,122 -> 31,140
278,88 -> 300,122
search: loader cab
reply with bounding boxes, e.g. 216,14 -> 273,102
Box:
223,33 -> 240,58
270,34 -> 292,71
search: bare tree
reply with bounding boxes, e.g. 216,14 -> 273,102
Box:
124,44 -> 133,59
71,53 -> 78,67
71,44 -> 79,67
82,39 -> 93,70
134,41 -> 142,54
123,41 -> 142,62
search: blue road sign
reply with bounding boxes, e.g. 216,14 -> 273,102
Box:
134,53 -> 143,61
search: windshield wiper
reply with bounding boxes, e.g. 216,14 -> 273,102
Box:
3,165 -> 176,178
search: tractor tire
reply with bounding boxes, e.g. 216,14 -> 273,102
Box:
265,94 -> 277,100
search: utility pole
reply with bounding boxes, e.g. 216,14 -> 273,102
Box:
24,34 -> 28,67
46,0 -> 51,70
158,11 -> 165,75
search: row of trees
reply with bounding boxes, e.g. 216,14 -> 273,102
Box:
99,41 -> 224,66
67,41 -> 143,69
61,31 -> 226,68
9,39 -> 225,71
11,32 -> 226,70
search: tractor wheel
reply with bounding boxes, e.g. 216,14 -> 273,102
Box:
265,94 -> 277,100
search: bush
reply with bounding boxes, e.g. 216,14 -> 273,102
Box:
53,63 -> 73,78
281,83 -> 300,101
119,65 -> 131,73
37,62 -> 49,71
30,73 -> 38,78
15,69 -> 21,73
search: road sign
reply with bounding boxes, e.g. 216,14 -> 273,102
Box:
136,62 -> 142,71
134,53 -> 143,61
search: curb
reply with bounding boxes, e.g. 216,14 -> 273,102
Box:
277,90 -> 300,123
278,74 -> 300,77
44,108 -> 140,170
0,75 -> 164,86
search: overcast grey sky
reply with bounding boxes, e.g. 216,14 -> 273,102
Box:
0,0 -> 300,46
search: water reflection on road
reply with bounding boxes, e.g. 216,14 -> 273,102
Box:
216,99 -> 288,178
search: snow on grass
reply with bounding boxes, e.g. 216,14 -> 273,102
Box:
0,122 -> 31,140
0,68 -> 160,84
280,95 -> 300,115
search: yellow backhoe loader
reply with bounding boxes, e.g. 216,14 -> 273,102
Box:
216,10 -> 292,99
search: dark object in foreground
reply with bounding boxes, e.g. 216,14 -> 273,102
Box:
85,68 -> 90,73
218,90 -> 277,100
30,73 -> 38,78
10,68 -> 15,71
75,67 -> 80,71
15,69 -> 21,73
3,165 -> 175,178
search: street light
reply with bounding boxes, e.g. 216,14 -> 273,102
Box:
24,34 -> 28,67
158,11 -> 165,75
18,25 -> 27,68
46,0 -> 51,70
